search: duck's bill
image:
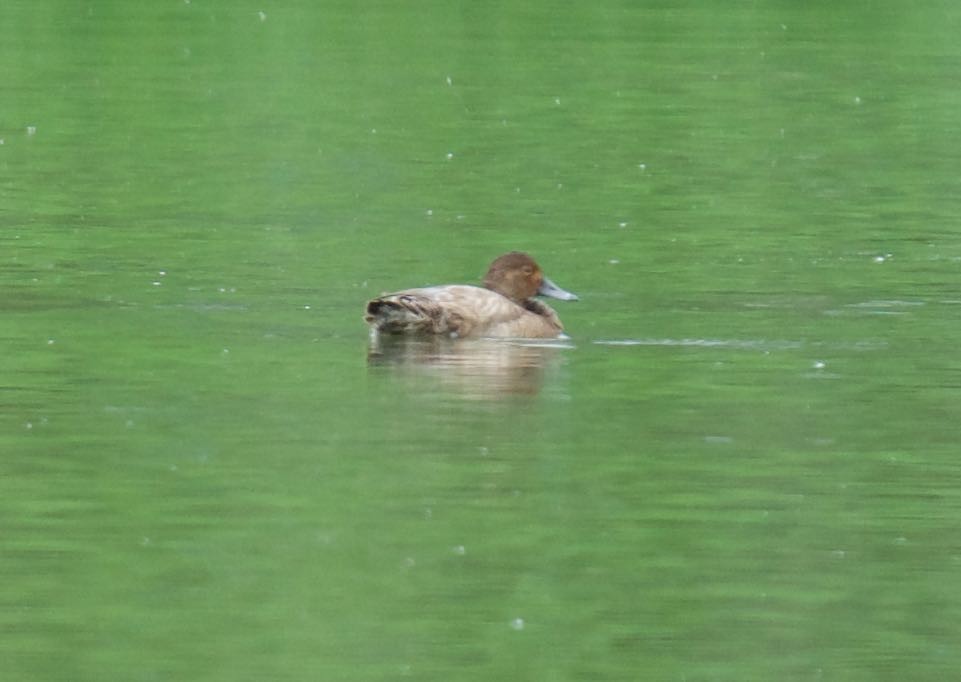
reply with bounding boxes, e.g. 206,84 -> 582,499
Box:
538,277 -> 578,301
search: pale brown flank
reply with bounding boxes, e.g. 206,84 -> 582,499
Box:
364,252 -> 577,338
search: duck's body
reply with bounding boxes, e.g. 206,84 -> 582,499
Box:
364,253 -> 577,339
366,284 -> 565,338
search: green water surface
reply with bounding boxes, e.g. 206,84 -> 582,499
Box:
3,2 -> 961,681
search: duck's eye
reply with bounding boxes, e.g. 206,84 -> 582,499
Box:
522,265 -> 534,275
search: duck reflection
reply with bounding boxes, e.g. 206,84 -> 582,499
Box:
367,334 -> 572,400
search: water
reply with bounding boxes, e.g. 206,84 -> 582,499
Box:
3,2 -> 961,680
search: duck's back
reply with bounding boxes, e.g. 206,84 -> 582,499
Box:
365,285 -> 562,338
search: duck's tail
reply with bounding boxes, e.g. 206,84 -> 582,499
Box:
364,294 -> 444,334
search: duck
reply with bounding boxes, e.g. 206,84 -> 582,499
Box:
364,252 -> 578,338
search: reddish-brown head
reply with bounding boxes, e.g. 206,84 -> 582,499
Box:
482,252 -> 578,303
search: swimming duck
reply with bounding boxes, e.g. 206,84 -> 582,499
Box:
364,252 -> 578,338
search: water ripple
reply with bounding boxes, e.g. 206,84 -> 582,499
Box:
593,338 -> 887,351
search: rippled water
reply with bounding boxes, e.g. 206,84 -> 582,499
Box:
4,2 -> 961,681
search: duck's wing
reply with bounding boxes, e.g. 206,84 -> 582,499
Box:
365,286 -> 489,336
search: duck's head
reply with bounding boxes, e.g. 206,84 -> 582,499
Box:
482,252 -> 579,303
